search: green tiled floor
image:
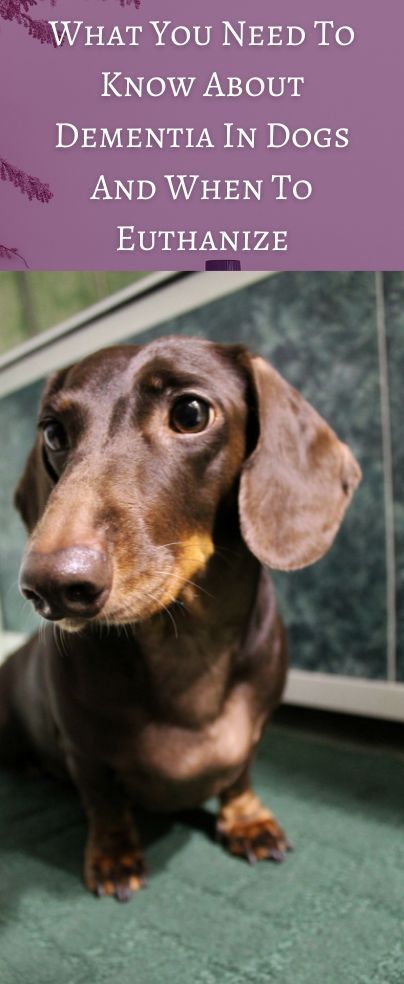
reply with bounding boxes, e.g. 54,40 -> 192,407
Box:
1,716 -> 403,984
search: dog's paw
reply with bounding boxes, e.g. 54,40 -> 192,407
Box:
84,840 -> 147,902
217,790 -> 291,865
217,814 -> 290,864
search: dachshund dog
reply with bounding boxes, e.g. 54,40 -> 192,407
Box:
0,337 -> 361,901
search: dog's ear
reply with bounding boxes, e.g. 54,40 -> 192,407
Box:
14,368 -> 70,533
238,356 -> 361,571
14,438 -> 52,533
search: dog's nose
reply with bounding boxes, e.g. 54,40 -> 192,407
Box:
19,546 -> 112,621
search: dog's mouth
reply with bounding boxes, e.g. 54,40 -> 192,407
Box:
56,544 -> 215,633
56,617 -> 90,634
52,574 -> 183,633
56,583 -> 180,634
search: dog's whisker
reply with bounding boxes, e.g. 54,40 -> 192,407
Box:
53,624 -> 65,659
151,570 -> 215,601
6,578 -> 23,602
155,542 -> 188,549
144,589 -> 178,639
18,596 -> 34,620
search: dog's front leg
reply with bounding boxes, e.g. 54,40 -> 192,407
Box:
217,766 -> 290,865
67,754 -> 146,901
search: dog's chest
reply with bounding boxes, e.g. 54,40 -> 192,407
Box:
53,641 -> 262,807
111,683 -> 262,808
101,656 -> 259,775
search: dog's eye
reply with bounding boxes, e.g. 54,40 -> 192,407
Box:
42,420 -> 68,453
170,396 -> 212,434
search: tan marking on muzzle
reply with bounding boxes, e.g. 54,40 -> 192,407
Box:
160,532 -> 214,607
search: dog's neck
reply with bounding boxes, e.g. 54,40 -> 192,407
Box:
139,492 -> 261,645
131,536 -> 261,726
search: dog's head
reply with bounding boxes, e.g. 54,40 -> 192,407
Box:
15,337 -> 361,630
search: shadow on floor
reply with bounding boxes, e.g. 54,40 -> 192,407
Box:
0,766 -> 218,929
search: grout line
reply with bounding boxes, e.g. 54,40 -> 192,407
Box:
375,271 -> 397,682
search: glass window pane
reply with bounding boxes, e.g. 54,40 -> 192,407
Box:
0,272 -> 148,355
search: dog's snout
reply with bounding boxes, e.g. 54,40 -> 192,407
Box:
19,546 -> 112,621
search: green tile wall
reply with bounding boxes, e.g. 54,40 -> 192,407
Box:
0,380 -> 43,636
383,273 -> 404,681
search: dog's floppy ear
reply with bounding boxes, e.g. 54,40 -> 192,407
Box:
14,368 -> 69,533
238,356 -> 361,571
14,438 -> 53,533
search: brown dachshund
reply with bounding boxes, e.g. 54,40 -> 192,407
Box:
0,337 -> 361,901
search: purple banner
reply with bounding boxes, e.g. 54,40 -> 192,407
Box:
0,0 -> 403,270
